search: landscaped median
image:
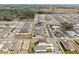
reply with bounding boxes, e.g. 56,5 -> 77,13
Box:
58,41 -> 65,54
0,51 -> 8,54
8,51 -> 18,54
58,41 -> 78,54
0,51 -> 18,54
32,31 -> 35,37
28,43 -> 35,53
44,28 -> 49,37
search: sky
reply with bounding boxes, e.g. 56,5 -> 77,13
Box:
0,0 -> 78,4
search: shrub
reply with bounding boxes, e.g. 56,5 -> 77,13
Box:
47,48 -> 52,52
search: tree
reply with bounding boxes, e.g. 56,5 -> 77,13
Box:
47,48 -> 52,52
61,22 -> 73,31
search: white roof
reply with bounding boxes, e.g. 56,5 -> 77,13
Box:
67,31 -> 77,36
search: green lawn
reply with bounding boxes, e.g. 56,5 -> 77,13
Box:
8,51 -> 18,54
65,51 -> 78,54
0,51 -> 8,54
28,43 -> 35,53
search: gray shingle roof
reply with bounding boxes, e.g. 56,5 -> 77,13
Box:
34,45 -> 47,51
20,29 -> 29,33
61,40 -> 71,50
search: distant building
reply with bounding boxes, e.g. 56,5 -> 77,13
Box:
35,14 -> 45,23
